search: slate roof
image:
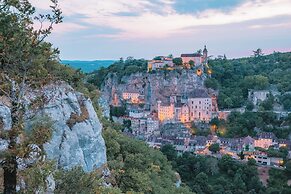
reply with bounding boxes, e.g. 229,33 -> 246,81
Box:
181,53 -> 202,57
187,89 -> 210,98
257,132 -> 277,140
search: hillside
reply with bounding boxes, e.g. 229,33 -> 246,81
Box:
207,52 -> 291,110
62,60 -> 115,73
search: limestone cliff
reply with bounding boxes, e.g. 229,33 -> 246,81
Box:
0,82 -> 107,172
100,69 -> 206,112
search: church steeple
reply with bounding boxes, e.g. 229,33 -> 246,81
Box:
203,45 -> 208,64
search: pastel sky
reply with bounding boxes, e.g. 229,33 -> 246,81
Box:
30,0 -> 291,60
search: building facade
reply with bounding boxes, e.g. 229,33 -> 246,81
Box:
122,92 -> 140,103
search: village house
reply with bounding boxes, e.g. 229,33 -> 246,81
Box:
157,89 -> 216,123
187,89 -> 213,122
146,117 -> 159,136
254,132 -> 277,149
252,151 -> 284,166
129,109 -> 144,118
248,90 -> 270,105
174,102 -> 190,123
248,90 -> 280,106
122,89 -> 141,104
147,56 -> 174,72
157,100 -> 175,121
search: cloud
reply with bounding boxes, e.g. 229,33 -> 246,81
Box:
249,22 -> 291,29
30,0 -> 291,39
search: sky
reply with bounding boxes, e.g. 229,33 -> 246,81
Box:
30,0 -> 291,60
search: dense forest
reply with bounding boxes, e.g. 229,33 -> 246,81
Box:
206,52 -> 291,110
161,144 -> 291,194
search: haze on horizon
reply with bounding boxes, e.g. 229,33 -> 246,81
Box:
31,0 -> 291,60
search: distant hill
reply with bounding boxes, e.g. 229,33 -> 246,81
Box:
61,60 -> 115,73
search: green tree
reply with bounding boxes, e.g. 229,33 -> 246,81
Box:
161,144 -> 177,161
173,57 -> 183,66
209,143 -> 220,153
224,97 -> 233,109
204,78 -> 219,90
0,1 -> 62,193
253,48 -> 263,57
246,101 -> 254,111
285,160 -> 291,176
189,60 -> 195,67
247,158 -> 256,166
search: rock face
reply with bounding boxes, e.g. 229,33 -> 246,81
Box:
0,82 -> 107,172
101,69 -> 205,111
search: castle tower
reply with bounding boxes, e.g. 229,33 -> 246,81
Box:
203,45 -> 208,64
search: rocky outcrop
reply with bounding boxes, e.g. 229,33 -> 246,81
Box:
101,69 -> 205,111
0,82 -> 107,172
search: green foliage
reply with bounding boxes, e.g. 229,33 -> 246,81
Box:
204,78 -> 219,90
260,94 -> 274,111
110,105 -> 126,118
209,143 -> 220,153
25,115 -> 53,147
285,160 -> 291,176
266,147 -> 288,159
54,167 -> 101,194
280,94 -> 291,111
170,154 -> 264,194
221,111 -> 288,137
160,144 -> 178,162
189,60 -> 194,67
88,57 -> 147,88
267,168 -> 291,193
173,57 -> 183,66
102,126 -> 193,193
246,100 -> 254,111
247,158 -> 256,166
18,161 -> 56,193
243,75 -> 269,90
209,52 -> 291,109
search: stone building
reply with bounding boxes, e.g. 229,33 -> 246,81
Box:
181,46 -> 208,66
157,100 -> 175,121
122,89 -> 141,103
147,57 -> 174,72
187,89 -> 213,122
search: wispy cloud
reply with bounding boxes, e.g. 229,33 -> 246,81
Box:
30,0 -> 291,39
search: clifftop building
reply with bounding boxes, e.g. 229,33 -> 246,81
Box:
147,56 -> 174,72
181,46 -> 208,66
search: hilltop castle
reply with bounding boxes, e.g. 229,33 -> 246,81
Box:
147,46 -> 211,76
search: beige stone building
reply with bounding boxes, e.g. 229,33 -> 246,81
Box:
187,89 -> 213,122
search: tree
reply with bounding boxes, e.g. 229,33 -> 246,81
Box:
247,158 -> 256,166
0,1 -> 62,193
173,57 -> 183,66
253,48 -> 263,57
204,78 -> 219,90
246,101 -> 254,111
209,143 -> 220,153
285,161 -> 291,176
189,60 -> 194,67
224,97 -> 233,109
161,144 -> 177,161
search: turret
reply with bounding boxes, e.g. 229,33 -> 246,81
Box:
203,45 -> 208,64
